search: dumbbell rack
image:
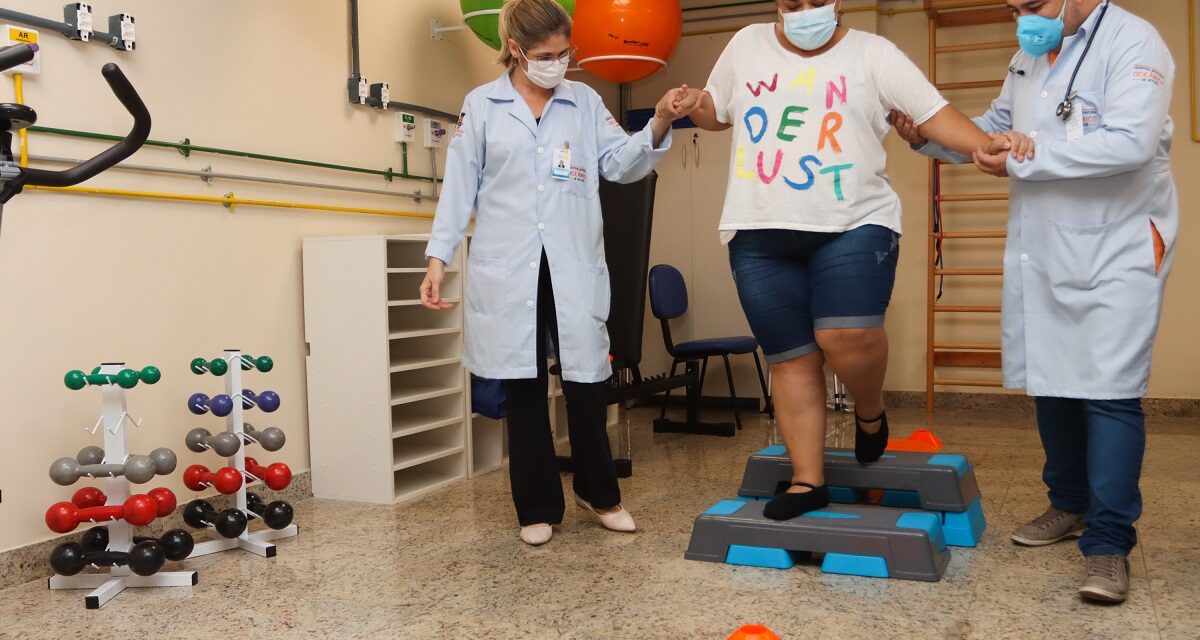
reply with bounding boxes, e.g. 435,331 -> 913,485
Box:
49,363 -> 197,609
188,350 -> 298,559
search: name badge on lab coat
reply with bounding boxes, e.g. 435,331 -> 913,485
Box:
1066,99 -> 1084,142
552,145 -> 571,180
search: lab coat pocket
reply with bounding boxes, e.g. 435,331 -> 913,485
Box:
1045,219 -> 1117,291
466,254 -> 507,316
560,153 -> 597,199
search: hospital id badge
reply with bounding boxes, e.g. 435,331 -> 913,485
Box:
1066,100 -> 1084,142
552,144 -> 571,180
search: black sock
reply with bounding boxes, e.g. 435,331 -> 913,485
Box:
855,410 -> 889,464
763,483 -> 831,521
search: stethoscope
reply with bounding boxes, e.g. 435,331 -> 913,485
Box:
1008,0 -> 1111,122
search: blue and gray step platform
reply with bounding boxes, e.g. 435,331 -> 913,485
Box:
737,445 -> 986,548
685,499 -> 951,582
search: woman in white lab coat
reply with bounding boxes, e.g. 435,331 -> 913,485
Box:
420,0 -> 693,546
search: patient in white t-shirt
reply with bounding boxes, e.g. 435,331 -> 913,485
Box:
674,0 -> 1026,521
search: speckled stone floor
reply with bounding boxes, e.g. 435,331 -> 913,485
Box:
1,406 -> 1196,639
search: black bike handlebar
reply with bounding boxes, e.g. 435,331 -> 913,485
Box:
21,63 -> 150,188
0,44 -> 36,74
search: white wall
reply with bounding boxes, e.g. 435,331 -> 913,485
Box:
0,0 -> 502,552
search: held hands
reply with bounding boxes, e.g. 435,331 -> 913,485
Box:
420,258 -> 454,311
972,131 -> 1035,178
656,84 -> 703,122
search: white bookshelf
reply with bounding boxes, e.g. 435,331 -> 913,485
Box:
304,235 -> 469,505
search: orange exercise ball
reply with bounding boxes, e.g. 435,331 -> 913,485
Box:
573,0 -> 682,83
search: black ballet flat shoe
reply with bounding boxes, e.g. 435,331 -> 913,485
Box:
855,410 -> 889,464
762,482 -> 831,521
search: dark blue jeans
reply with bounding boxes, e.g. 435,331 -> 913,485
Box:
1036,397 -> 1145,556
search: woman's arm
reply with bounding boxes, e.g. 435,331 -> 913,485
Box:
917,105 -> 998,158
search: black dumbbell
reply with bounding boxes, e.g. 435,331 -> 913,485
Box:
79,526 -> 194,561
182,499 -> 247,538
246,492 -> 294,530
50,540 -> 165,577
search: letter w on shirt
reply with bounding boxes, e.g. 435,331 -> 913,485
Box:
745,74 -> 779,98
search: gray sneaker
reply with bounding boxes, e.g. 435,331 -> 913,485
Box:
1079,555 -> 1131,603
1011,506 -> 1085,546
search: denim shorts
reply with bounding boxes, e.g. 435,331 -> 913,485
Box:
728,225 -> 900,364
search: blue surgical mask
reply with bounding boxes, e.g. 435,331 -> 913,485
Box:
780,4 -> 838,51
1016,0 -> 1067,57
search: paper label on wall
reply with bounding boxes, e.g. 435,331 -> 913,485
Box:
4,26 -> 39,75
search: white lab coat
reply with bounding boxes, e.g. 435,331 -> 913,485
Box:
920,4 -> 1177,399
426,72 -> 671,383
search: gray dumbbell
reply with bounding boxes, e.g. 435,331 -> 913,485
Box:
185,427 -> 242,457
76,446 -> 105,466
242,424 -> 286,452
49,447 -> 177,486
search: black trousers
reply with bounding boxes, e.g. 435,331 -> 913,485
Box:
503,252 -> 621,526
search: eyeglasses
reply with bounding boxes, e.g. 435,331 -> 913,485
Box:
520,46 -> 577,71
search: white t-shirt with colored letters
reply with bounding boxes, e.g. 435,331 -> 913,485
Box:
704,25 -> 948,243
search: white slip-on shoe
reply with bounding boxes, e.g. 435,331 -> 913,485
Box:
519,523 -> 553,546
574,495 -> 636,532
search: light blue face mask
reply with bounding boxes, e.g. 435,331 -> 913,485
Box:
780,4 -> 838,51
1016,0 -> 1067,57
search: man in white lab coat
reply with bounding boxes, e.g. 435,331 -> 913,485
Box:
893,0 -> 1177,603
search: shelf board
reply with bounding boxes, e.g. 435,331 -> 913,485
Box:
393,443 -> 466,472
388,298 -> 461,307
388,327 -> 462,340
393,415 -> 464,439
388,268 -> 460,274
393,474 -> 464,504
389,356 -> 462,373
390,385 -> 463,406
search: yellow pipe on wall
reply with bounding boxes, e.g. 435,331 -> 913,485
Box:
25,185 -> 434,220
13,73 -> 27,167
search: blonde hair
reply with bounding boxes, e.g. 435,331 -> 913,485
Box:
497,0 -> 572,68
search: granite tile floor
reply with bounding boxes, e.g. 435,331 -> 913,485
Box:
0,406 -> 1196,640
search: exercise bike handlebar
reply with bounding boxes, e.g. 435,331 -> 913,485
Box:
21,63 -> 150,188
0,44 -> 36,74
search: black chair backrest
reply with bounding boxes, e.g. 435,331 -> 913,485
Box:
601,173 -> 657,370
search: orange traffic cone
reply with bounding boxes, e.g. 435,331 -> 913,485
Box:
886,429 -> 943,453
727,624 -> 781,640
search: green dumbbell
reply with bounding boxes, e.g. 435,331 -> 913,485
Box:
115,366 -> 161,389
238,355 -> 273,373
65,366 -> 160,390
190,357 -> 230,376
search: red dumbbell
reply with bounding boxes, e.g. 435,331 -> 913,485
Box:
72,487 -> 107,508
244,457 -> 291,491
70,487 -> 174,516
45,494 -> 158,534
183,464 -> 243,494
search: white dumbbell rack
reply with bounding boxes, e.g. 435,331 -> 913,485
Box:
48,362 -> 197,609
189,349 -> 298,559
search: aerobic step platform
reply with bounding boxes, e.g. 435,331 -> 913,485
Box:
738,445 -> 986,547
685,500 -> 950,582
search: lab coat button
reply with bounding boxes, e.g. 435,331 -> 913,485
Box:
537,223 -> 545,230
530,262 -> 537,269
1030,131 -> 1038,139
538,147 -> 545,154
1020,253 -> 1030,262
538,185 -> 545,192
1041,91 -> 1048,99
526,300 -> 535,309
